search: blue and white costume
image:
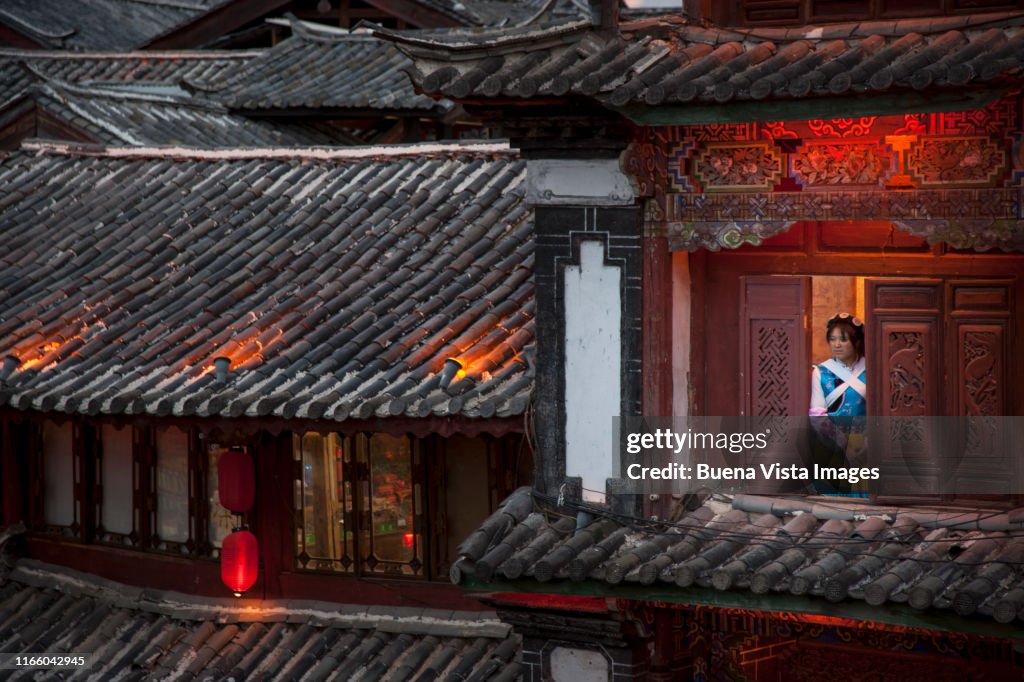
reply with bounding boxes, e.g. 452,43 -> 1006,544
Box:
809,357 -> 866,418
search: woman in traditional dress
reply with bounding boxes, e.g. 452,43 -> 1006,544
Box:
808,312 -> 867,494
810,312 -> 866,419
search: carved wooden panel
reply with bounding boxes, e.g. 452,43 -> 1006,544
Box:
886,329 -> 930,417
739,276 -> 810,417
948,279 -> 1012,417
754,323 -> 795,416
957,328 -> 1004,417
867,280 -> 943,499
946,280 -> 1014,495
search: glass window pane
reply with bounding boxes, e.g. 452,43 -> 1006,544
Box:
207,443 -> 234,549
294,432 -> 349,572
156,427 -> 189,543
100,424 -> 133,536
42,421 -> 74,527
366,433 -> 418,574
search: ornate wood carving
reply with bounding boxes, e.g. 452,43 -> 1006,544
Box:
695,143 -> 782,191
962,330 -> 1001,417
791,141 -> 892,187
907,136 -> 1007,187
637,97 -> 1024,252
739,277 -> 810,419
754,324 -> 793,417
664,188 -> 1021,224
887,331 -> 927,417
674,603 -> 1021,681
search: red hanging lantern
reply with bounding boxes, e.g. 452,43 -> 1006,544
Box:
221,529 -> 258,596
218,446 -> 255,513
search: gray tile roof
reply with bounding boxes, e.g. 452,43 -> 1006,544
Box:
0,48 -> 261,109
191,26 -> 450,113
407,0 -> 588,28
453,489 -> 1024,625
0,142 -> 533,421
0,0 -> 234,51
5,79 -> 317,146
376,12 -> 1024,105
0,558 -> 522,681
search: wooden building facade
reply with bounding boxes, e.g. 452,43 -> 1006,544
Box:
380,1 -> 1024,679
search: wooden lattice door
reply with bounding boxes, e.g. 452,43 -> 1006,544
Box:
739,276 -> 811,417
866,277 -> 1017,501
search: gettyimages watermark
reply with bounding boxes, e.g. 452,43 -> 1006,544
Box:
613,416 -> 1024,496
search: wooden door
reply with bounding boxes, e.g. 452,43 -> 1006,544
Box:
945,280 -> 1016,497
866,277 -> 1018,500
865,278 -> 943,500
739,276 -> 811,417
738,276 -> 811,489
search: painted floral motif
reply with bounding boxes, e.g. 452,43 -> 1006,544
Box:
695,143 -> 781,191
792,143 -> 891,187
907,136 -> 1006,187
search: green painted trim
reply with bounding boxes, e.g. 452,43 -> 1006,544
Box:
462,577 -> 1024,641
610,89 -> 1008,126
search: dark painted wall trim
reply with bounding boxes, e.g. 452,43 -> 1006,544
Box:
534,205 -> 642,506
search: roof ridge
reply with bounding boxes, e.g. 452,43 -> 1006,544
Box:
7,558 -> 510,636
0,48 -> 264,59
21,139 -> 517,161
371,18 -> 592,53
33,77 -> 228,111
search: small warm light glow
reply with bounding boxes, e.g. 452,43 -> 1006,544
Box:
455,369 -> 466,380
14,332 -> 86,372
221,529 -> 258,596
200,327 -> 285,376
402,533 -> 415,548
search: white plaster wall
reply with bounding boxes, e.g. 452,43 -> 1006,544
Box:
564,241 -> 621,503
549,646 -> 610,681
672,251 -> 691,417
527,158 -> 636,206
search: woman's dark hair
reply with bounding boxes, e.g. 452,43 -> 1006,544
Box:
826,318 -> 865,359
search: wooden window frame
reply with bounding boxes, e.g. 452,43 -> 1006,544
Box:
150,425 -> 206,557
292,430 -> 431,579
26,417 -> 227,558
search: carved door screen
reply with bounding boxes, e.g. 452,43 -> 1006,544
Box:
866,278 -> 1016,501
737,276 -> 1017,500
739,276 -> 812,489
739,276 -> 812,418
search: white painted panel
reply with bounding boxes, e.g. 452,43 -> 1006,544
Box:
156,427 -> 190,543
101,424 -> 134,535
42,421 -> 74,526
564,241 -> 621,503
550,646 -> 610,681
527,158 -> 636,206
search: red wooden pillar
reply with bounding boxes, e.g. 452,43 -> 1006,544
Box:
642,234 -> 673,418
255,432 -> 287,599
